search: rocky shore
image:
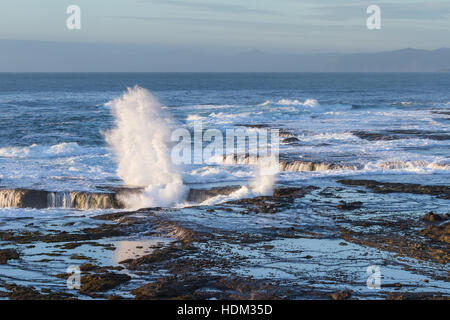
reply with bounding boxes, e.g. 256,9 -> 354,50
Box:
0,179 -> 448,300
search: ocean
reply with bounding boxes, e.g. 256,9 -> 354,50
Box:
0,73 -> 449,299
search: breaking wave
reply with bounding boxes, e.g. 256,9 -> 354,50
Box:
105,86 -> 188,209
259,99 -> 321,107
0,142 -> 89,159
364,160 -> 450,171
212,155 -> 450,173
0,189 -> 122,210
197,156 -> 279,206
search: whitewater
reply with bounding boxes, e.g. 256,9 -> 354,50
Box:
0,73 -> 449,211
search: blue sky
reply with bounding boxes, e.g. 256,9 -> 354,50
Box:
0,0 -> 449,53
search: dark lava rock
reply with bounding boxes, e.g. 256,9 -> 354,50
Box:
0,223 -> 125,245
273,186 -> 318,198
3,284 -> 73,300
340,216 -> 450,264
221,186 -> 319,214
352,131 -> 396,141
79,272 -> 131,294
282,137 -> 300,144
131,276 -> 217,299
338,179 -> 450,199
94,211 -> 133,221
235,124 -> 270,128
187,186 -> 241,203
107,295 -> 124,300
336,201 -> 363,210
131,276 -> 279,300
330,290 -> 352,300
121,246 -> 184,269
383,282 -> 402,288
18,189 -> 48,208
0,189 -> 48,209
352,130 -> 450,142
0,249 -> 20,264
79,263 -> 100,272
386,292 -> 448,300
419,222 -> 450,243
422,212 -> 446,222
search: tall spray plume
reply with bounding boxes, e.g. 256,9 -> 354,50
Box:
105,86 -> 188,209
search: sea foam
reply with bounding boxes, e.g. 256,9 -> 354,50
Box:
105,86 -> 188,209
199,156 -> 279,206
0,142 -> 86,159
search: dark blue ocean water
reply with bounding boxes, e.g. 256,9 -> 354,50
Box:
0,73 -> 449,147
0,72 -> 449,192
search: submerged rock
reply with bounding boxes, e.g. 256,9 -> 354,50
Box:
386,292 -> 449,300
330,290 -> 352,300
79,272 -> 131,295
2,284 -> 73,300
338,179 -> 450,199
419,223 -> 450,244
0,249 -> 20,264
222,186 -> 319,214
336,201 -> 363,210
131,276 -> 218,300
187,186 -> 241,203
422,212 -> 447,222
352,130 -> 450,142
282,137 -> 300,144
0,189 -> 47,209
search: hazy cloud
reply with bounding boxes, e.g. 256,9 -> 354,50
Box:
1,39 -> 449,72
305,1 -> 450,21
140,0 -> 282,16
106,14 -> 358,33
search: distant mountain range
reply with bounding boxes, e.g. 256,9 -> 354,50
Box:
218,47 -> 450,72
0,39 -> 449,72
308,48 -> 450,72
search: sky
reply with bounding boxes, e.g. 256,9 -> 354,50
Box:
0,0 -> 449,71
0,0 -> 449,53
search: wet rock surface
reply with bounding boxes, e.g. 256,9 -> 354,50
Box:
0,189 -> 48,209
330,290 -> 352,300
352,130 -> 450,141
282,137 -> 300,144
0,182 -> 449,300
422,212 -> 448,222
222,186 -> 319,214
0,249 -> 20,264
0,283 -> 74,300
187,186 -> 242,203
80,272 -> 131,296
336,201 -> 363,210
338,179 -> 450,199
